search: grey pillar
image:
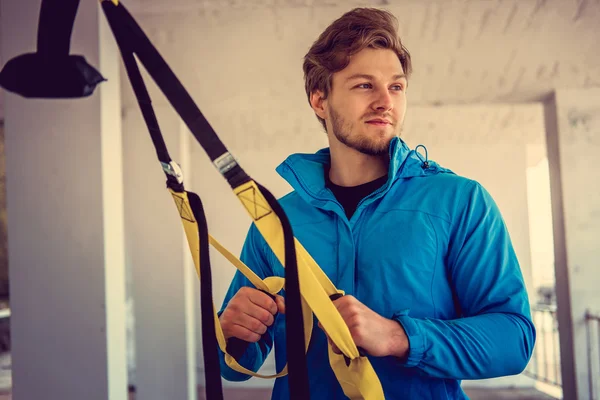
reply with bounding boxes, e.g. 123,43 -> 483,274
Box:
1,0 -> 127,399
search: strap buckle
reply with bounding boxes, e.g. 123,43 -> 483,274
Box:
213,152 -> 238,176
161,161 -> 183,184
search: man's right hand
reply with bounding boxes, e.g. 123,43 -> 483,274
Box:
219,287 -> 286,343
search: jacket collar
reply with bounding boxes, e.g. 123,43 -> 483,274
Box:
275,137 -> 450,210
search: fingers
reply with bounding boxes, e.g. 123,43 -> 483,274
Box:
246,288 -> 278,315
331,341 -> 341,354
331,295 -> 364,326
220,287 -> 279,341
318,321 -> 342,354
275,295 -> 286,314
232,312 -> 269,336
245,301 -> 276,326
320,296 -> 363,356
331,294 -> 357,313
325,332 -> 341,354
228,298 -> 275,328
226,324 -> 262,343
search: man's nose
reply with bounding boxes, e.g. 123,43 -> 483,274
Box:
372,88 -> 393,112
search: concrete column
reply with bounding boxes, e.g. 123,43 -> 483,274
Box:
1,1 -> 127,399
544,88 -> 600,400
123,104 -> 197,399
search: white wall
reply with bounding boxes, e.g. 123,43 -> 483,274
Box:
122,103 -> 198,398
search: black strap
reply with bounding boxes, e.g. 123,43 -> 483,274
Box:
0,0 -> 106,99
37,0 -> 79,58
102,2 -> 226,164
187,192 -> 225,400
101,2 -> 310,399
104,8 -> 224,398
105,8 -> 172,171
256,182 -> 310,393
103,1 -> 250,189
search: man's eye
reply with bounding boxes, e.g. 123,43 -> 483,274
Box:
356,83 -> 372,89
391,84 -> 405,91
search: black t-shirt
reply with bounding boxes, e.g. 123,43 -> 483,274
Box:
325,170 -> 388,219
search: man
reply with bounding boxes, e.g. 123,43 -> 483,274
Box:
217,7 -> 535,399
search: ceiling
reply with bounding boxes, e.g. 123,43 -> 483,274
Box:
1,0 -> 599,119
123,0 -> 600,105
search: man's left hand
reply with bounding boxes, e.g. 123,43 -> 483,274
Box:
318,295 -> 409,359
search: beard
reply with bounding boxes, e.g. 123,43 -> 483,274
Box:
329,105 -> 401,156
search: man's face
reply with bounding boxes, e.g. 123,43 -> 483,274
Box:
318,48 -> 407,156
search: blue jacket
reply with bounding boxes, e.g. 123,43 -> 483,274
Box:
218,137 -> 536,399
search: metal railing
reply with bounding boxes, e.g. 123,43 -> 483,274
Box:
524,304 -> 562,388
586,310 -> 600,400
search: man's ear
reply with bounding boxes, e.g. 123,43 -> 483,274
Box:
310,90 -> 327,120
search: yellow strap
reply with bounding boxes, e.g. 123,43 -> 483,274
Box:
208,234 -> 314,374
169,184 -> 384,398
168,189 -> 312,379
233,181 -> 384,399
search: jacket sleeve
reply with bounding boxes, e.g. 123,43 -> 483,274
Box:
217,223 -> 277,381
394,180 -> 536,379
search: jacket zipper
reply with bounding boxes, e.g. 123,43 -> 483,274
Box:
351,181 -> 392,293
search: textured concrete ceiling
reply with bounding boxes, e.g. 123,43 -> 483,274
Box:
1,0 -> 599,119
121,0 -> 600,105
